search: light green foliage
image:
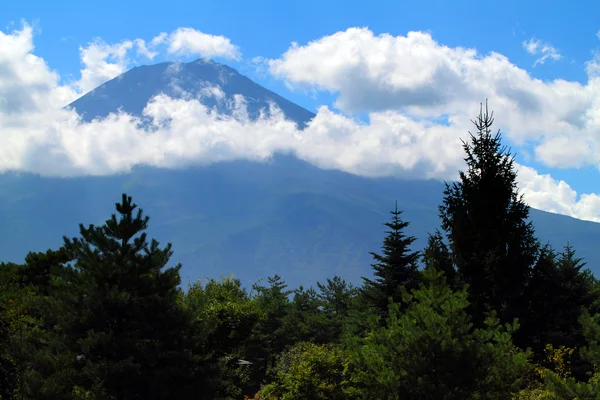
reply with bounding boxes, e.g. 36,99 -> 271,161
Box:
350,268 -> 531,400
259,342 -> 356,400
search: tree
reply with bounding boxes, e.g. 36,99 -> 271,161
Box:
0,263 -> 26,399
34,193 -> 217,399
316,276 -> 359,344
245,275 -> 293,395
0,250 -> 74,400
258,342 -> 356,400
182,276 -> 262,399
362,202 -> 420,320
351,268 -> 531,400
283,285 -> 328,345
521,244 -> 598,377
438,101 -> 539,326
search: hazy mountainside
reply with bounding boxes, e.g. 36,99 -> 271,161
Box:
1,58 -> 599,288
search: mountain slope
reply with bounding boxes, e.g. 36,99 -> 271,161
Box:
1,59 -> 598,288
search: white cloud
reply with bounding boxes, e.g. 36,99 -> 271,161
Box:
134,38 -> 159,60
0,23 -> 76,113
1,23 -> 600,223
522,37 -> 562,66
517,164 -> 600,222
266,27 -> 600,171
155,27 -> 241,60
76,38 -> 135,93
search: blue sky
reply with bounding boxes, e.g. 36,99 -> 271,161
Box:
2,0 -> 600,221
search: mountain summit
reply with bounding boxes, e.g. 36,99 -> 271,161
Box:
68,58 -> 315,127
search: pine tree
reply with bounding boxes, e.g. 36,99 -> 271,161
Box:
39,193 -> 216,399
362,201 -> 420,320
316,276 -> 358,343
438,101 -> 539,326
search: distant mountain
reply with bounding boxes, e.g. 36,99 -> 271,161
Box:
68,59 -> 315,127
1,59 -> 599,288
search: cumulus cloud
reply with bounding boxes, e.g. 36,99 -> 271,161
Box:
1,23 -> 600,223
266,27 -> 600,171
0,23 -> 76,113
522,38 -> 562,66
157,27 -> 241,60
517,164 -> 600,222
76,38 -> 135,93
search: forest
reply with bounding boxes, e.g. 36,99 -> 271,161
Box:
2,105 -> 600,400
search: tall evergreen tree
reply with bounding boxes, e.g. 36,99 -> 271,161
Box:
362,202 -> 420,320
438,102 -> 539,326
38,193 -> 216,399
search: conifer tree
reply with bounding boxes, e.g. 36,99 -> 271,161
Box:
362,202 -> 420,320
438,101 -> 539,326
40,193 -> 216,399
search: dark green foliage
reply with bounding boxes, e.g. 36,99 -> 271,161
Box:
522,244 -> 597,360
244,274 -> 293,394
362,201 -> 420,320
316,276 -> 359,344
439,102 -> 540,326
283,285 -> 327,344
422,230 -> 456,286
0,249 -> 76,400
30,194 -> 217,399
0,263 -> 24,399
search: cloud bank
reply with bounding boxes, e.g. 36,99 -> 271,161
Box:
1,23 -> 600,222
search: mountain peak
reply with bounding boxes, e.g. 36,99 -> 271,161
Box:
68,59 -> 315,127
